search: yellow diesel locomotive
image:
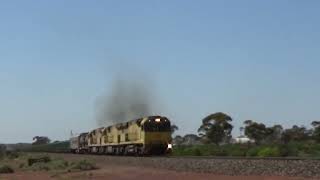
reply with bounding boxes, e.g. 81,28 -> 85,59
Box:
70,115 -> 172,155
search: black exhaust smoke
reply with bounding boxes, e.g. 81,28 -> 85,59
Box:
95,63 -> 159,126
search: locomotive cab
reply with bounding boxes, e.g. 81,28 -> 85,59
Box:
141,116 -> 172,154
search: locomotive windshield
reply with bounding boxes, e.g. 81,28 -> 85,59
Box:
143,117 -> 171,132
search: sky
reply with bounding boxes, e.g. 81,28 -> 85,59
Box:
0,1 -> 319,143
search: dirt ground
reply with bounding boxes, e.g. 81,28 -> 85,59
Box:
0,154 -> 317,180
0,165 -> 314,180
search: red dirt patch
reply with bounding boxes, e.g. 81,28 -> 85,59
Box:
0,163 -> 313,180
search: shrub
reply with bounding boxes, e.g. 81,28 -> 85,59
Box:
192,148 -> 202,156
210,148 -> 228,156
29,159 -> 69,172
29,162 -> 50,171
173,143 -> 320,157
28,155 -> 51,166
26,156 -> 73,172
0,146 -> 5,159
27,155 -> 52,171
181,147 -> 197,156
0,165 -> 14,174
279,142 -> 303,157
50,159 -> 69,170
278,145 -> 291,157
246,147 -> 261,157
173,145 -> 202,156
6,151 -> 20,159
70,160 -> 97,171
257,147 -> 280,157
24,141 -> 70,153
282,145 -> 298,156
224,145 -> 247,157
300,143 -> 320,157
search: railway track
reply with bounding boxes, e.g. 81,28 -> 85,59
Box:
163,155 -> 320,160
46,151 -> 320,161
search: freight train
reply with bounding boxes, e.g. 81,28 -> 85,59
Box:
70,116 -> 173,155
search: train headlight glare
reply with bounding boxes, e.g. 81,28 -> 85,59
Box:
168,144 -> 172,149
155,118 -> 161,122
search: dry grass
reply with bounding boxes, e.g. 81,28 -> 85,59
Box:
0,152 -> 98,176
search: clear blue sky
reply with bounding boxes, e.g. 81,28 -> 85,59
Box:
0,1 -> 319,143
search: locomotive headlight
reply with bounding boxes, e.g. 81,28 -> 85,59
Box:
155,118 -> 161,122
168,143 -> 172,149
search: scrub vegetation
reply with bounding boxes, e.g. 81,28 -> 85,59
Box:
172,142 -> 320,157
0,151 -> 98,175
172,112 -> 320,157
23,141 -> 70,153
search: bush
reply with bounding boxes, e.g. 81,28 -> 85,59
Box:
26,156 -> 72,172
246,147 -> 261,157
29,163 -> 50,171
173,142 -> 320,157
180,147 -> 197,156
299,143 -> 320,157
173,145 -> 199,156
0,146 -> 5,159
173,145 -> 227,156
0,165 -> 14,174
28,155 -> 51,166
257,147 -> 280,157
50,159 -> 69,170
191,148 -> 202,156
278,142 -> 316,157
224,145 -> 247,157
210,148 -> 228,156
6,151 -> 20,159
278,144 -> 298,157
70,160 -> 97,171
24,141 -> 70,153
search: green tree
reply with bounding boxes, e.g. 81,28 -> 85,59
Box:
32,136 -> 51,145
173,135 -> 184,146
198,112 -> 233,145
281,125 -> 311,144
311,121 -> 320,142
244,120 -> 268,144
170,124 -> 179,135
265,124 -> 283,144
183,134 -> 201,145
